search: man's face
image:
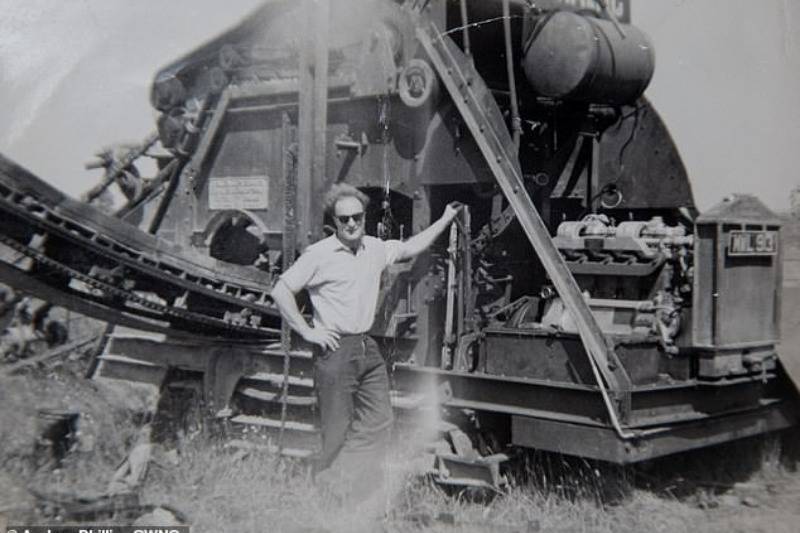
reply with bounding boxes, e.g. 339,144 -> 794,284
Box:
333,196 -> 365,248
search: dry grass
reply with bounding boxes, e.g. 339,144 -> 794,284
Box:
130,425 -> 795,533
144,436 -> 318,532
0,373 -> 147,519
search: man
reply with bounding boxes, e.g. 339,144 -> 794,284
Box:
271,183 -> 460,491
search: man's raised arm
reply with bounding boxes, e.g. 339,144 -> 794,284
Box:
396,202 -> 462,261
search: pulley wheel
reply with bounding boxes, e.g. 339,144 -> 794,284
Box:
399,59 -> 439,109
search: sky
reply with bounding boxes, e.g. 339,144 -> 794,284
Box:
0,0 -> 799,212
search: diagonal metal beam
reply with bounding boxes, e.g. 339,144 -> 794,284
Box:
414,20 -> 632,419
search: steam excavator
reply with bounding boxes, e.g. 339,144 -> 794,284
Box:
1,0 -> 797,486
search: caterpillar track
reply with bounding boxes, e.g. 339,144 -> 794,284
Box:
0,154 -> 281,341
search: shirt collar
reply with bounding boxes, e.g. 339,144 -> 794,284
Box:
331,234 -> 365,254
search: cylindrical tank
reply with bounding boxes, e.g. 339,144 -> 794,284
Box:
522,11 -> 654,105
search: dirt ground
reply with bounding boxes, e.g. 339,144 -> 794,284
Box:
1,217 -> 800,532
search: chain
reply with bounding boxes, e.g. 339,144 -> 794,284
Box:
378,96 -> 396,240
279,113 -> 297,451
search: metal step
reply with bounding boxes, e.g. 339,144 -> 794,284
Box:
237,387 -> 316,406
99,353 -> 162,366
107,327 -> 167,341
251,346 -> 315,375
243,372 -> 314,388
262,343 -> 313,359
94,353 -> 167,385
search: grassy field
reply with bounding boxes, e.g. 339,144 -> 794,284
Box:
3,331 -> 800,532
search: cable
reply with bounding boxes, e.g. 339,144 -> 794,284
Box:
617,104 -> 642,171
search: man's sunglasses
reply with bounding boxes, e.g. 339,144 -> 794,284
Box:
335,212 -> 364,225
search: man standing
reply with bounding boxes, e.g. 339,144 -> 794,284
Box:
271,183 -> 460,491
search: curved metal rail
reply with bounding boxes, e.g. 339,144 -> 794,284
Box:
0,154 -> 281,340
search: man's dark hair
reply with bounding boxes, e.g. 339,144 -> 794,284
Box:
324,183 -> 370,216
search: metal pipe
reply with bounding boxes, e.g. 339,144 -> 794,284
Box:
462,206 -> 473,334
502,0 -> 521,151
82,132 -> 159,203
459,0 -> 472,58
114,158 -> 180,220
441,221 -> 459,369
145,159 -> 184,235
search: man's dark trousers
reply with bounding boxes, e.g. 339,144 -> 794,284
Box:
313,333 -> 393,491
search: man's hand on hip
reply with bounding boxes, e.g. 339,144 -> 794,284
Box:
301,327 -> 340,351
